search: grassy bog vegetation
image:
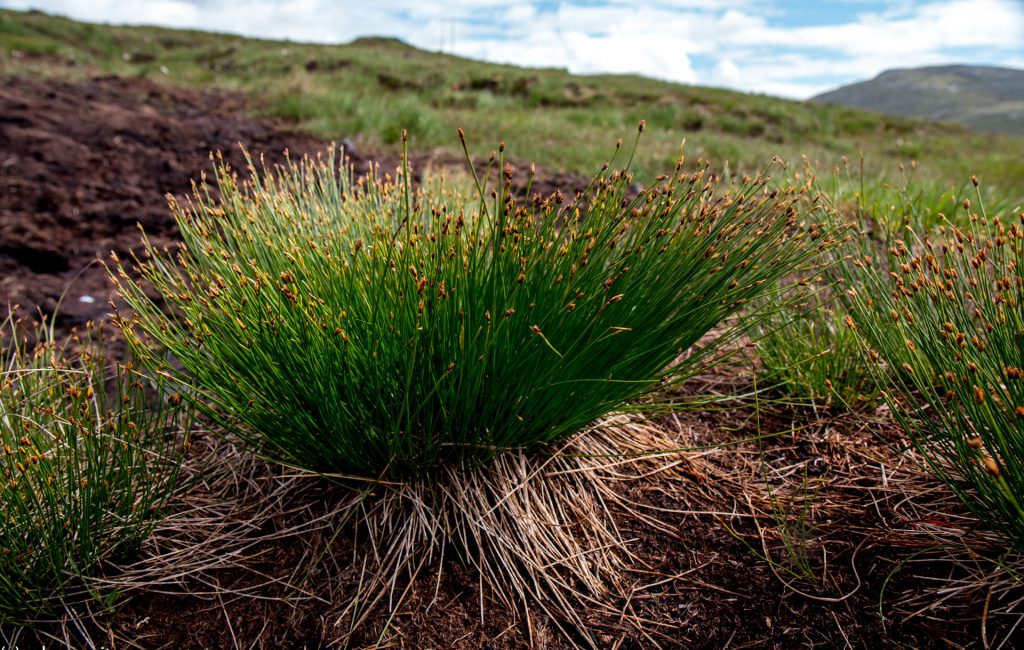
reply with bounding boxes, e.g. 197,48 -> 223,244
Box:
750,281 -> 880,411
4,8 -> 1024,646
752,168 -> 1024,550
842,185 -> 1024,553
0,321 -> 189,623
114,131 -> 834,476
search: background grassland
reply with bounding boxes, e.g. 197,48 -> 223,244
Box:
1,8 -> 1023,200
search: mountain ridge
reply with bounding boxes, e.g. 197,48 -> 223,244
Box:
812,65 -> 1024,135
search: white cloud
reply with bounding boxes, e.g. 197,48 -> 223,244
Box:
711,0 -> 1024,96
449,8 -> 700,83
2,0 -> 1022,99
729,0 -> 1023,55
710,59 -> 741,87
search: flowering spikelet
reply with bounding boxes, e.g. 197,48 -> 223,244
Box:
982,455 -> 1001,478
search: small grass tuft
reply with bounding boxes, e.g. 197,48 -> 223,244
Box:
751,281 -> 880,412
0,318 -> 190,624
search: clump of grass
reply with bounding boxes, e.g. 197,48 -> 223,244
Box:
751,282 -> 880,411
115,132 -> 833,478
842,178 -> 1024,552
112,131 -> 835,640
0,319 -> 190,624
745,164 -> 877,412
748,155 -> 1021,413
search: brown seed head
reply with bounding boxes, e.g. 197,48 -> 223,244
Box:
982,456 -> 1000,477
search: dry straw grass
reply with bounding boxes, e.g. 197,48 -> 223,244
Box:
79,415 -> 711,648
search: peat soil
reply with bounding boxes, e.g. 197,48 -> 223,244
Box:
0,75 -> 583,332
1,74 -> 1018,649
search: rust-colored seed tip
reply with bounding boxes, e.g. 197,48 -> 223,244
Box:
971,175 -> 979,187
499,140 -> 505,152
638,120 -> 646,133
457,127 -> 466,141
1015,406 -> 1024,418
402,129 -> 408,142
982,456 -> 1000,477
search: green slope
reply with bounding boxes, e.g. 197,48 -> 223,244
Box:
813,65 -> 1024,136
1,9 -> 1023,197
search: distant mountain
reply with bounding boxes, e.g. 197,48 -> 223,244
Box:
812,65 -> 1024,135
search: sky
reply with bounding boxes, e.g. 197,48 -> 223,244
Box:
3,0 -> 1023,99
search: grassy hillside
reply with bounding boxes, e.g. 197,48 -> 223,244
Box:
2,9 -> 1023,198
813,65 -> 1024,136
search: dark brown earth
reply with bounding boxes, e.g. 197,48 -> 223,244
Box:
2,75 -> 1018,649
0,76 -> 323,328
0,75 -> 584,331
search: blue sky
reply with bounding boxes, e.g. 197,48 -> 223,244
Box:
3,0 -> 1023,98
